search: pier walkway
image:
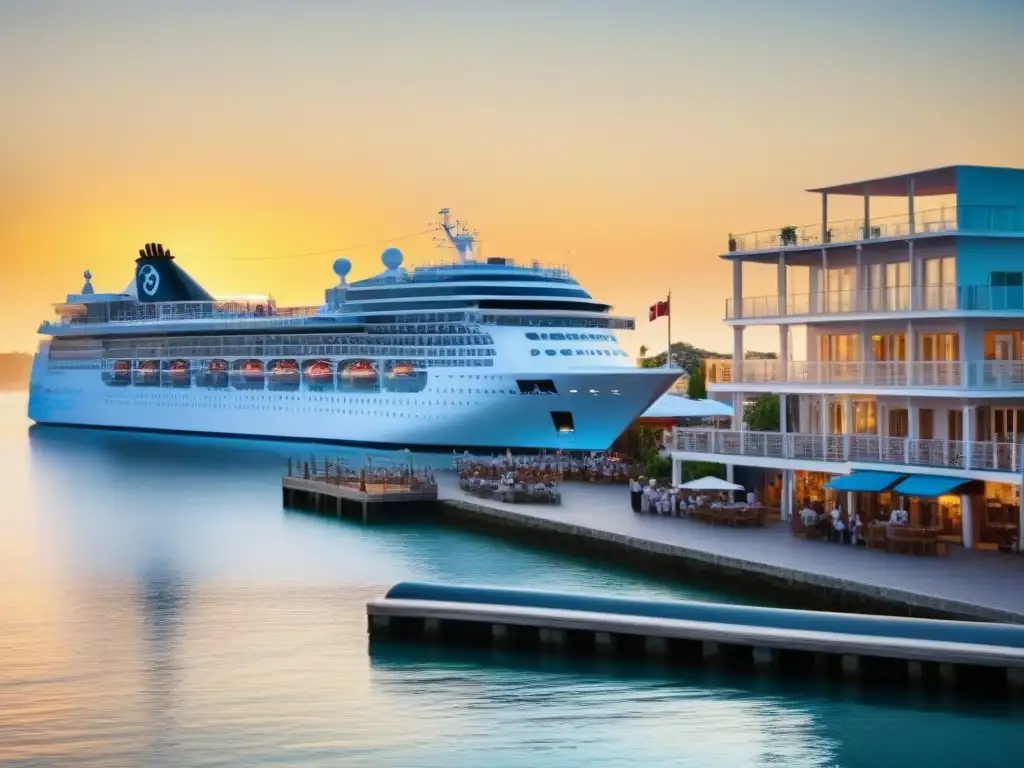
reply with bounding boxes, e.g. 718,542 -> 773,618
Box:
434,477 -> 1024,624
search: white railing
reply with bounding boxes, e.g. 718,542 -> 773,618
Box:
705,359 -> 1024,390
674,428 -> 1022,473
726,283 -> 1024,320
726,204 -> 1024,254
45,300 -> 323,329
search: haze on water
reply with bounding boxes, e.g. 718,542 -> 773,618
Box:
1,394 -> 1021,767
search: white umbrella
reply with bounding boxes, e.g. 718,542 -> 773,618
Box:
678,476 -> 744,491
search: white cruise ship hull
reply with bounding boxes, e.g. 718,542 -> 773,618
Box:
28,356 -> 678,450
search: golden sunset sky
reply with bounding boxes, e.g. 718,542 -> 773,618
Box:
2,0 -> 1023,356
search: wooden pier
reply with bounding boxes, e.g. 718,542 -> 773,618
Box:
368,582 -> 1024,695
283,457 -> 438,522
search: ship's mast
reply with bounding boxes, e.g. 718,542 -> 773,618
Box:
438,208 -> 477,264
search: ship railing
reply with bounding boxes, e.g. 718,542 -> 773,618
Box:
46,300 -> 324,328
285,456 -> 438,492
411,260 -> 571,279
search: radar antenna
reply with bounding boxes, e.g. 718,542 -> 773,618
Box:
437,208 -> 477,264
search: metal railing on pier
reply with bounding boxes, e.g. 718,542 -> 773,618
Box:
673,428 -> 1023,474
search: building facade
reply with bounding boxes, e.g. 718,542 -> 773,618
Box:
672,165 -> 1024,552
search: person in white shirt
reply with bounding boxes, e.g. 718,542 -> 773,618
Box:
849,511 -> 863,545
630,477 -> 642,512
830,507 -> 845,543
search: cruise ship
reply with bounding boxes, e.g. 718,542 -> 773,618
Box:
28,210 -> 679,449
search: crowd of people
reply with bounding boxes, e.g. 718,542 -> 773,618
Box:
452,452 -> 637,484
628,477 -> 762,520
458,469 -> 561,504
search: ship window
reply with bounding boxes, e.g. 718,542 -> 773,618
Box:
551,411 -> 574,433
518,379 -> 557,395
526,332 -> 540,340
545,349 -> 556,356
560,349 -> 573,356
575,350 -> 585,355
550,333 -> 566,340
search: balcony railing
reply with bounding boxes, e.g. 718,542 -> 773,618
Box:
674,428 -> 1023,474
726,204 -> 1024,253
727,284 -> 1024,320
705,359 -> 1024,390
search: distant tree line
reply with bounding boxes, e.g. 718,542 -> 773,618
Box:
0,353 -> 31,391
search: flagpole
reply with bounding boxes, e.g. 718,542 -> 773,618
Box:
666,291 -> 672,368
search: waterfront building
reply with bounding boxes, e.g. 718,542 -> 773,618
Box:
672,165 -> 1024,552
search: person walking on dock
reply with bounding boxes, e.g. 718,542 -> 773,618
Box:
630,476 -> 642,512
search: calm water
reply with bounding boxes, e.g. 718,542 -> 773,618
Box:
1,393 -> 1022,767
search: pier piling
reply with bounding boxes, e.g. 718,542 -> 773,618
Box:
365,582 -> 1024,697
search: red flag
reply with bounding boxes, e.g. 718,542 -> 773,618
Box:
648,298 -> 670,322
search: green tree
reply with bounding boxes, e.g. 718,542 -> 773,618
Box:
681,461 -> 725,483
685,363 -> 707,400
745,394 -> 781,432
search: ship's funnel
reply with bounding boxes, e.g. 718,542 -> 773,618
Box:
134,243 -> 214,303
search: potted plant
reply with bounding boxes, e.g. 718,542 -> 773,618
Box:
870,226 -> 881,238
728,233 -> 737,252
824,228 -> 833,244
780,226 -> 797,246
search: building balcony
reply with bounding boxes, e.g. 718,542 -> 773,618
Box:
674,428 -> 1022,474
725,204 -> 1024,255
725,284 -> 1024,321
705,359 -> 1024,391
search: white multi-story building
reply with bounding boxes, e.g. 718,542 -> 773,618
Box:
672,164 -> 1024,552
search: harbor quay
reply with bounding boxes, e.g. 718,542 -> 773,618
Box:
367,582 -> 1024,694
429,478 -> 1024,624
283,465 -> 1024,624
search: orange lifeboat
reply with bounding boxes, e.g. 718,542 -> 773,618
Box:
168,359 -> 189,376
206,358 -> 229,387
344,360 -> 376,380
304,360 -> 332,379
240,359 -> 264,381
391,361 -> 415,377
110,359 -> 131,384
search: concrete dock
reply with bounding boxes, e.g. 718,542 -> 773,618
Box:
432,478 -> 1024,624
368,582 -> 1024,693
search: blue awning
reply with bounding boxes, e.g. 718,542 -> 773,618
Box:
824,471 -> 905,493
891,474 -> 970,498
